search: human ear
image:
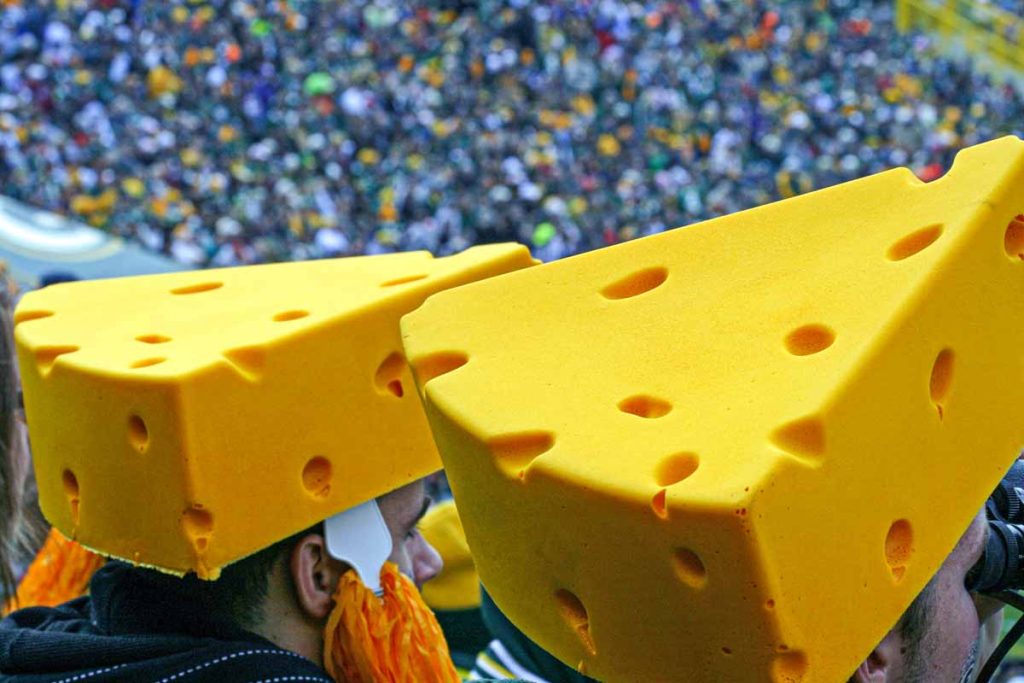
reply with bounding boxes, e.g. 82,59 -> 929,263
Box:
289,533 -> 342,620
849,630 -> 899,683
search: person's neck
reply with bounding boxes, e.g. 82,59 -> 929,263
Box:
252,566 -> 325,663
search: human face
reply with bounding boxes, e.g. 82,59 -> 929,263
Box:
896,511 -> 999,683
377,479 -> 443,587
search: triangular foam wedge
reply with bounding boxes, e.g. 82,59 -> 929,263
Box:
401,136 -> 1024,682
14,245 -> 534,579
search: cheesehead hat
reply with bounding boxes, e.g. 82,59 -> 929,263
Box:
419,499 -> 481,611
401,137 -> 1024,682
14,245 -> 534,579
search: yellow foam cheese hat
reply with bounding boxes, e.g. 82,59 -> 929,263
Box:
419,499 -> 481,611
14,245 -> 534,579
401,137 -> 1024,682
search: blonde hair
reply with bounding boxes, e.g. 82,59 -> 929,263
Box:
0,305 -> 23,598
0,273 -> 45,600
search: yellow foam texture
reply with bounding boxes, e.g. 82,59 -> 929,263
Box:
14,245 -> 534,579
401,137 -> 1024,682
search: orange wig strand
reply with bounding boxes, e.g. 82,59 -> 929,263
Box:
2,527 -> 104,615
323,562 -> 461,683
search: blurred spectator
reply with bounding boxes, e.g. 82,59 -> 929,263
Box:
36,271 -> 78,288
0,0 -> 1022,268
0,303 -> 21,603
0,269 -> 43,604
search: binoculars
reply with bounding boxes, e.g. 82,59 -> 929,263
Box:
967,459 -> 1024,593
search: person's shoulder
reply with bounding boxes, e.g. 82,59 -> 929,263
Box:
0,626 -> 331,683
147,641 -> 332,683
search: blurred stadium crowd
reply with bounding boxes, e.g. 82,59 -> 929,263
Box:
1,0 -> 1023,268
969,0 -> 1024,38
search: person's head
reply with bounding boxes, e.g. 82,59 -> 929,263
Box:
134,478 -> 443,662
850,510 -> 1002,683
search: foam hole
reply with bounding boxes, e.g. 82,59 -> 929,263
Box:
222,345 -> 265,381
273,310 -> 309,322
14,310 -> 54,324
771,651 -> 808,683
618,395 -> 672,419
62,469 -> 80,524
554,589 -> 597,656
1005,215 -> 1024,260
929,348 -> 954,420
35,345 -> 80,374
412,351 -> 468,387
671,548 -> 707,589
885,519 -> 913,582
374,352 -> 407,398
651,489 -> 668,519
654,452 -> 699,487
128,414 -> 149,453
131,357 -> 166,369
136,334 -> 171,344
770,416 -> 826,462
601,267 -> 668,300
784,324 -> 835,356
301,456 -> 333,498
886,224 -> 943,261
181,506 -> 214,550
488,432 -> 555,479
170,282 -> 222,295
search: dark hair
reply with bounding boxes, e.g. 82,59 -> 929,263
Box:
130,525 -> 317,630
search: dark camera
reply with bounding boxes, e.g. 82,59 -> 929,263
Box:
967,459 -> 1024,593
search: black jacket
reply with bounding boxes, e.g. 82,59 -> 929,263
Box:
0,562 -> 331,682
478,590 -> 596,683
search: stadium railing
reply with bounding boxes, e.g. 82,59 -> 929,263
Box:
895,0 -> 1024,72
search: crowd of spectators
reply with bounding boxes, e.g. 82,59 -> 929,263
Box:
946,0 -> 1024,46
1,0 -> 1023,267
975,0 -> 1024,17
